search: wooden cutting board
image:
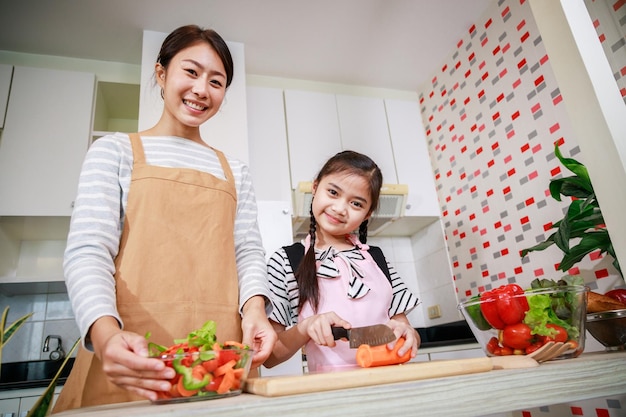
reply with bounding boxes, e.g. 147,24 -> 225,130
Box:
245,356 -> 538,397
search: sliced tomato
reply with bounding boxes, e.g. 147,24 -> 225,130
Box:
218,349 -> 240,366
204,375 -> 224,392
202,358 -> 219,373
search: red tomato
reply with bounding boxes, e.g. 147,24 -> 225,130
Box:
218,349 -> 240,366
524,342 -> 543,355
499,345 -> 514,356
500,323 -> 533,349
541,324 -> 568,343
204,375 -> 223,392
202,358 -> 219,373
486,337 -> 500,354
605,289 -> 626,305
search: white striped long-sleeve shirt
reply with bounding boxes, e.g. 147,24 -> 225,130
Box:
64,133 -> 272,347
267,244 -> 419,327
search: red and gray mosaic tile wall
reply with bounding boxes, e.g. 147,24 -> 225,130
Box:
418,0 -> 625,415
419,0 -> 624,301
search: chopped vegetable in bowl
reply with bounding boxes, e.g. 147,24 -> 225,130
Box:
147,320 -> 253,403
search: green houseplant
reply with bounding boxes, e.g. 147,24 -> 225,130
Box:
1,306 -> 79,417
521,143 -> 622,277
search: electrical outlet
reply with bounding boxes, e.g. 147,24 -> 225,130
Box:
427,304 -> 441,319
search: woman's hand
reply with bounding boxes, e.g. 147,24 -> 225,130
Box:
386,314 -> 420,358
90,316 -> 175,401
241,296 -> 278,369
298,311 -> 351,347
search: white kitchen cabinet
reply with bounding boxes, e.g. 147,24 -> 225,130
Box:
246,87 -> 291,202
92,81 -> 139,140
139,31 -> 249,163
0,397 -> 20,416
256,200 -> 304,377
0,66 -> 95,216
0,64 -> 12,129
0,386 -> 61,417
385,99 -> 440,217
335,94 -> 398,184
284,90 -> 343,187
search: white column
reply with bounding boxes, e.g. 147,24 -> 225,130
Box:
529,0 -> 626,273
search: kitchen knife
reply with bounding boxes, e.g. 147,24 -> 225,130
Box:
331,324 -> 396,348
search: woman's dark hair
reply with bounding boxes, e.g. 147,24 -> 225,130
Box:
157,24 -> 234,88
296,150 -> 383,312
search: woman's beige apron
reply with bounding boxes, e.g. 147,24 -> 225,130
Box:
54,134 -> 241,412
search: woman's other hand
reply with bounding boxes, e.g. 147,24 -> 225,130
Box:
90,316 -> 175,401
241,295 -> 278,368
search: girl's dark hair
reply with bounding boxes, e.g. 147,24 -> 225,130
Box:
296,150 -> 383,312
157,24 -> 234,88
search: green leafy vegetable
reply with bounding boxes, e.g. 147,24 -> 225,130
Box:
524,293 -> 579,340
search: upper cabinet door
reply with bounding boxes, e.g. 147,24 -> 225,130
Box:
247,86 -> 292,202
335,95 -> 398,184
138,30 -> 249,163
0,64 -> 12,129
385,99 -> 440,217
0,66 -> 95,216
284,90 -> 343,187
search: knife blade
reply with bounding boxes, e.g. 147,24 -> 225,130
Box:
331,324 -> 396,348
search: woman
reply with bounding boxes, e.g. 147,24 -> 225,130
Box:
54,25 -> 276,411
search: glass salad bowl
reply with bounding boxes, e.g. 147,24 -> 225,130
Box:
458,284 -> 587,361
151,345 -> 253,404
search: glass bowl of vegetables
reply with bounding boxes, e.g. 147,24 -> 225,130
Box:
148,321 -> 254,404
458,284 -> 588,361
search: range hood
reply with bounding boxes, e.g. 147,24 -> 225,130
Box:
292,182 -> 409,237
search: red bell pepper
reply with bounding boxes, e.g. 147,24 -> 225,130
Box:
479,284 -> 530,330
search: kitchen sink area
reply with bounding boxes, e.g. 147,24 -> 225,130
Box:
0,358 -> 75,390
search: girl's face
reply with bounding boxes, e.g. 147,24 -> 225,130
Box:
155,42 -> 227,135
312,172 -> 373,244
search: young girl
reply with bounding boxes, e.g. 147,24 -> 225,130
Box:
265,151 -> 420,372
54,25 -> 276,410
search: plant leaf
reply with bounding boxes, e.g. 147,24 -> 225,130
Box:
554,143 -> 591,184
557,232 -> 611,271
0,306 -> 6,376
520,233 -> 557,257
549,177 -> 593,200
3,312 -> 34,348
26,338 -> 80,417
553,214 -> 571,253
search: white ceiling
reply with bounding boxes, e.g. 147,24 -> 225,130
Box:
0,0 -> 494,92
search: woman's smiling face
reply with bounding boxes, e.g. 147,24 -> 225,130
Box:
312,172 -> 373,244
156,42 -> 227,131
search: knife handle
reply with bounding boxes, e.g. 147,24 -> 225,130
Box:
331,327 -> 349,340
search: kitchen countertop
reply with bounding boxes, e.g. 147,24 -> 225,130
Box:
52,350 -> 626,417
